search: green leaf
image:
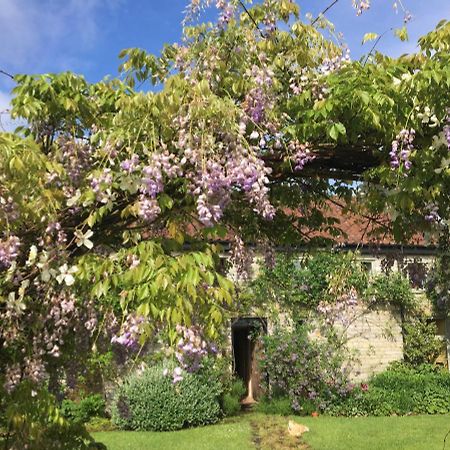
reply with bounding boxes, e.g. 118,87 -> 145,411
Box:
362,32 -> 378,44
329,123 -> 346,141
159,193 -> 174,210
394,26 -> 409,42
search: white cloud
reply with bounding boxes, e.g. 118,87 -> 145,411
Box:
0,0 -> 121,72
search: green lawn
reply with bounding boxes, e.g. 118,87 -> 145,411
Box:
93,414 -> 450,450
92,419 -> 253,450
298,415 -> 450,450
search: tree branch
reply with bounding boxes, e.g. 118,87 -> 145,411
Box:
238,0 -> 266,39
0,69 -> 13,79
312,0 -> 340,26
363,28 -> 393,66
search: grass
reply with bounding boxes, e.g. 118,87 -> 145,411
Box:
93,414 -> 450,450
92,418 -> 253,450
297,414 -> 450,450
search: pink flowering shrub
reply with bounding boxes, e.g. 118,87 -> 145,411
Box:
260,325 -> 355,414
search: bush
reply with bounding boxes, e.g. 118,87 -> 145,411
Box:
1,382 -> 101,450
329,364 -> 450,416
260,325 -> 353,413
111,363 -> 223,431
221,379 -> 246,417
403,316 -> 442,366
61,394 -> 106,424
85,417 -> 116,432
254,396 -> 293,416
364,273 -> 415,309
250,252 -> 368,311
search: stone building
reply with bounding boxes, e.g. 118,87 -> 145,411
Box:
230,205 -> 447,403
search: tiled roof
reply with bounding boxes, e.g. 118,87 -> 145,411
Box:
304,201 -> 430,248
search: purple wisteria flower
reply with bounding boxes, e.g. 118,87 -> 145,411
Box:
111,314 -> 146,351
289,141 -> 315,171
390,128 -> 415,172
424,204 -> 441,224
0,235 -> 20,270
120,154 -> 140,173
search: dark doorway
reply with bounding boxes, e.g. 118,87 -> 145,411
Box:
231,317 -> 267,404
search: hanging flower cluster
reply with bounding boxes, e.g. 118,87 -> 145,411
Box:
352,0 -> 371,16
217,0 -> 236,28
57,137 -> 93,186
319,48 -> 351,76
390,128 -> 415,171
230,234 -> 253,281
2,280 -> 98,393
111,314 -> 147,351
175,325 -> 214,372
444,110 -> 450,151
316,288 -> 359,327
163,325 -> 217,383
0,193 -> 19,223
424,204 -> 441,224
243,64 -> 274,125
0,235 -> 20,270
288,141 -> 315,171
90,168 -> 114,203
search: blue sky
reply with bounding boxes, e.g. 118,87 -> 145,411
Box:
0,0 -> 448,122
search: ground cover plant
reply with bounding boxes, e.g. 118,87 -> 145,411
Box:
1,0 -> 450,446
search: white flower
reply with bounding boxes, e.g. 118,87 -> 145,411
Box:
100,188 -> 115,204
249,130 -> 259,140
26,245 -> 38,266
67,189 -> 81,207
7,292 -> 26,315
56,264 -> 78,286
432,131 -> 448,150
74,229 -> 94,249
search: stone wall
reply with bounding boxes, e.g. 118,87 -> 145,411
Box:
343,304 -> 404,380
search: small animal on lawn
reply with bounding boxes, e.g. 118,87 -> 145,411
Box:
287,420 -> 310,437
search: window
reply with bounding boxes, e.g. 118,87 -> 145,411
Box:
362,261 -> 372,273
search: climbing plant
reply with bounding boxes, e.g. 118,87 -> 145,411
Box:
1,0 -> 450,446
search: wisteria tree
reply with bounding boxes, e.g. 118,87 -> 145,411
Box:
0,0 -> 449,447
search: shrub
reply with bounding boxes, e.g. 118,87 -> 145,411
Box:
85,417 -> 116,432
403,316 -> 442,367
364,273 -> 415,309
61,394 -> 106,424
2,382 -> 101,450
260,325 -> 353,413
254,396 -> 293,416
111,363 -> 223,431
221,379 -> 246,417
329,364 -> 450,416
250,252 -> 368,311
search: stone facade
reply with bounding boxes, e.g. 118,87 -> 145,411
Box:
231,250 -> 445,389
344,304 -> 404,380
